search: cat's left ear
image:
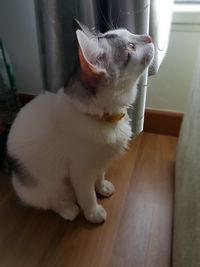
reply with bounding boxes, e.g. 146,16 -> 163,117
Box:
76,29 -> 107,87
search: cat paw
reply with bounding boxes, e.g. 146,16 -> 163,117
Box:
84,205 -> 107,224
56,204 -> 80,221
96,180 -> 115,197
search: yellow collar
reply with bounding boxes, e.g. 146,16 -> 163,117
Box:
88,112 -> 125,123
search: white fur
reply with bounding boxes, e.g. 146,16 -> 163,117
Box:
7,89 -> 132,223
7,28 -> 154,223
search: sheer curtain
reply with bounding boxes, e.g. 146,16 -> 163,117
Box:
34,0 -> 173,136
173,50 -> 200,267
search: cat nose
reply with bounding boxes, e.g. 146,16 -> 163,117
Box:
145,35 -> 153,43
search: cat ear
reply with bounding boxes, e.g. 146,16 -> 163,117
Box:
76,29 -> 106,87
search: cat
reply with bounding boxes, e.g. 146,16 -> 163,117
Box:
7,20 -> 154,223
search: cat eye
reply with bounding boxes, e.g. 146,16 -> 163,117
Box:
127,42 -> 136,51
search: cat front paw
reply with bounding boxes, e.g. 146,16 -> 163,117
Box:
84,204 -> 107,223
96,180 -> 115,197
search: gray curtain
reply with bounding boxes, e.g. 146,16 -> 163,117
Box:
35,0 -> 173,136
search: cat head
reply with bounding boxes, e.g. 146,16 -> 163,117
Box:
74,19 -> 154,90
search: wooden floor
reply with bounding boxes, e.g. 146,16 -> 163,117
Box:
0,133 -> 177,267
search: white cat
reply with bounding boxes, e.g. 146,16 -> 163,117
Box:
7,21 -> 154,223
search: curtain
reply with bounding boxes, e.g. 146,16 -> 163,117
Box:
173,51 -> 200,267
35,0 -> 173,136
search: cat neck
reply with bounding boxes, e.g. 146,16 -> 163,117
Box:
63,70 -> 137,118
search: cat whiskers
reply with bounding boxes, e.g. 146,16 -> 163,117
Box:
98,2 -> 116,31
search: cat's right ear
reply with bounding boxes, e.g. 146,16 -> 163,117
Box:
76,29 -> 106,88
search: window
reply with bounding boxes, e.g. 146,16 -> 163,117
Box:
175,0 -> 200,3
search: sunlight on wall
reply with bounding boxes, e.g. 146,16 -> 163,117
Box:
146,6 -> 200,112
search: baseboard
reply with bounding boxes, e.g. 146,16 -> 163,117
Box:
144,109 -> 183,137
18,94 -> 183,137
19,93 -> 35,107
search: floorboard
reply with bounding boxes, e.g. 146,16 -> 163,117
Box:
0,133 -> 177,267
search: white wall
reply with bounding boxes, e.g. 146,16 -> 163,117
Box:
0,0 -> 44,94
146,5 -> 200,113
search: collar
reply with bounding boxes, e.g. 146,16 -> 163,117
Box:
87,112 -> 126,123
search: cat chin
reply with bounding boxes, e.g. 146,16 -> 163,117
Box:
145,44 -> 155,64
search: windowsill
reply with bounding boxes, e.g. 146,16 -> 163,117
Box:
173,4 -> 200,24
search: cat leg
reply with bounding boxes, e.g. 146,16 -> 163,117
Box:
13,173 -> 80,221
70,168 -> 107,224
95,172 -> 115,197
51,179 -> 80,221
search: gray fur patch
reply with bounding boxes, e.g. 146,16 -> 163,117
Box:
99,33 -> 118,40
64,63 -> 97,100
7,154 -> 37,187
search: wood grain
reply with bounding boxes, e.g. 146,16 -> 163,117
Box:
144,109 -> 183,137
0,133 -> 177,267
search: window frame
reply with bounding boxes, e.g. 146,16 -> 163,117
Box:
175,0 -> 200,3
